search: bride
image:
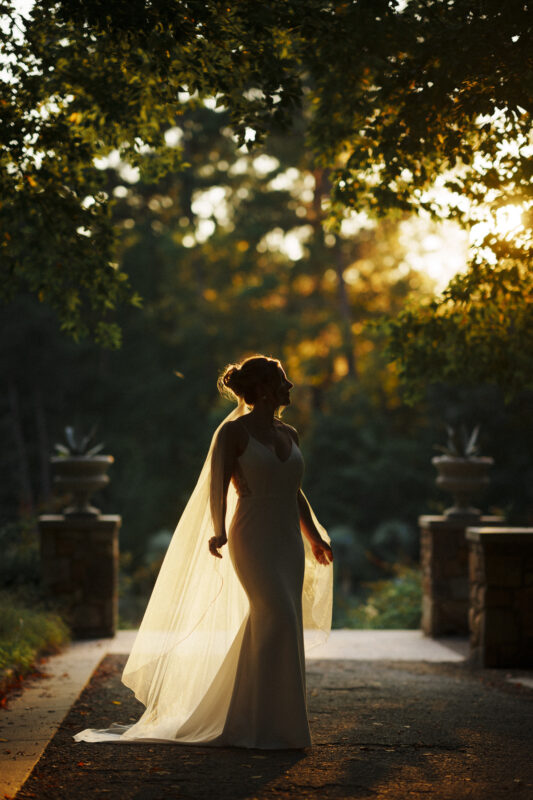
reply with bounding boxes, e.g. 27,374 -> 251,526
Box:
75,355 -> 333,749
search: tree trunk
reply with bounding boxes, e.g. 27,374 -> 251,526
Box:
334,248 -> 357,379
310,168 -> 358,377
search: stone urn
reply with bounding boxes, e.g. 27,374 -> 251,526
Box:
51,454 -> 114,516
431,455 -> 494,518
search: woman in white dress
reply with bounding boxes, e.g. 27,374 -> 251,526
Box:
74,355 -> 333,749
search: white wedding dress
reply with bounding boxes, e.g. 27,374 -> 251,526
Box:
74,402 -> 332,749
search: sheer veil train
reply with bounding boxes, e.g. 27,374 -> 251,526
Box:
74,398 -> 332,744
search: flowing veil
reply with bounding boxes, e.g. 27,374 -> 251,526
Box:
74,398 -> 332,743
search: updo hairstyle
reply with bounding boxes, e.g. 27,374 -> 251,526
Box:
218,355 -> 281,406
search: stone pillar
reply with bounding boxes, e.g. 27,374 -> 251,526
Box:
39,514 -> 121,638
466,527 -> 533,668
419,515 -> 503,637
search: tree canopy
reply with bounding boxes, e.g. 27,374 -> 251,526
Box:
2,0 -> 532,391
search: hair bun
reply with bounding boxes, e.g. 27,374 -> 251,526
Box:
217,363 -> 245,400
223,366 -> 241,390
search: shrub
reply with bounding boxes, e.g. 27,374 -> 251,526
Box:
344,565 -> 422,629
0,592 -> 70,697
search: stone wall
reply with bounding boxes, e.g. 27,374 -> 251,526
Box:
419,515 -> 503,637
39,514 -> 121,638
467,527 -> 533,668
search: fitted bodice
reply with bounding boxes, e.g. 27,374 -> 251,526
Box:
232,434 -> 304,499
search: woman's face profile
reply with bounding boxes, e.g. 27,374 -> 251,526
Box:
272,365 -> 293,406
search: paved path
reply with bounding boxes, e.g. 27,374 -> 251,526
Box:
1,631 -> 532,799
1,634 -> 131,799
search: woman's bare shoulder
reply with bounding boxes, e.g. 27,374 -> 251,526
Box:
218,418 -> 248,450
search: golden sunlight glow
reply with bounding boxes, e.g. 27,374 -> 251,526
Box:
398,217 -> 469,293
470,203 -> 526,248
493,204 -> 524,237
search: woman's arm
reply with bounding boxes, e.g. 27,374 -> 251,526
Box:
208,421 -> 242,558
297,489 -> 333,565
284,424 -> 333,566
297,488 -> 323,545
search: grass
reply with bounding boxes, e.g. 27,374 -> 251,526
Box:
0,592 -> 70,698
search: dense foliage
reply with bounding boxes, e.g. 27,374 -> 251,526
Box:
383,253 -> 533,402
2,0 -> 532,393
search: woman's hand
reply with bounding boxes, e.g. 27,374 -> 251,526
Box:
311,538 -> 333,566
208,534 -> 228,559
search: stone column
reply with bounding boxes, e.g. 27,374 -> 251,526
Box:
419,514 -> 503,637
467,527 -> 533,668
39,514 -> 121,638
